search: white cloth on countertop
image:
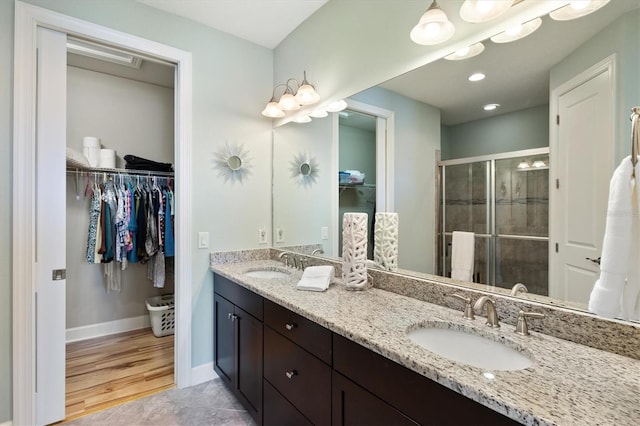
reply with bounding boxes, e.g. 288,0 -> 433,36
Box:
297,265 -> 335,292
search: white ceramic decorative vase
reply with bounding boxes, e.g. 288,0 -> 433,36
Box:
374,212 -> 399,272
342,212 -> 369,290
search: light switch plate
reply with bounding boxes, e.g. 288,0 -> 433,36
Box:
258,227 -> 267,244
321,226 -> 329,240
198,231 -> 209,249
276,227 -> 285,243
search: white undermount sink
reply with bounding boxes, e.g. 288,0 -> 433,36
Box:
243,268 -> 291,279
407,325 -> 532,371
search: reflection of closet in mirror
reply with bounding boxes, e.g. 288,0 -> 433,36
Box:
338,110 -> 377,258
438,149 -> 549,294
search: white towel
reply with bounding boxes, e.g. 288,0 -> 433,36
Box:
297,265 -> 335,292
588,155 -> 640,319
451,231 -> 474,282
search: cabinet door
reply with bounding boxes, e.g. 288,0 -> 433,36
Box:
236,306 -> 263,420
214,294 -> 236,386
332,371 -> 419,426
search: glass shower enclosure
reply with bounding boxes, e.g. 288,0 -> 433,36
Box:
437,148 -> 549,295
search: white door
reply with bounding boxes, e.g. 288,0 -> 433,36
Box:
35,27 -> 67,425
550,59 -> 614,303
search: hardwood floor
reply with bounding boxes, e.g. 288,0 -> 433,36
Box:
64,328 -> 174,422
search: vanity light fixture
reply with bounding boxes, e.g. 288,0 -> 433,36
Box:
261,71 -> 320,118
444,42 -> 485,60
326,99 -> 348,112
490,17 -> 542,43
517,160 -> 530,169
460,0 -> 513,23
549,0 -> 610,21
293,115 -> 312,123
532,160 -> 547,168
410,1 -> 455,46
468,72 -> 486,82
483,103 -> 500,111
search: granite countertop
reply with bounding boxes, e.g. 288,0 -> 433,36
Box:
211,260 -> 640,426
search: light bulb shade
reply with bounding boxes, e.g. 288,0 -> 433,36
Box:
326,99 -> 348,112
261,100 -> 285,118
445,42 -> 485,60
410,3 -> 455,45
309,108 -> 328,118
293,115 -> 312,123
532,160 -> 547,168
460,0 -> 514,23
517,161 -> 530,169
490,17 -> 542,43
549,0 -> 610,21
278,92 -> 300,111
294,83 -> 320,105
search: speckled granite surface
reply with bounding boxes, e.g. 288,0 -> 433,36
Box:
210,258 -> 640,426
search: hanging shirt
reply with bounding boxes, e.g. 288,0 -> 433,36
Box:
164,188 -> 175,257
86,186 -> 101,263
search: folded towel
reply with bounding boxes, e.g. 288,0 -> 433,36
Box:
451,231 -> 474,282
588,155 -> 640,319
297,265 -> 334,292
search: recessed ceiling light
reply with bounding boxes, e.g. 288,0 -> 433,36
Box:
444,42 -> 485,61
468,72 -> 486,82
490,17 -> 542,43
483,103 -> 500,111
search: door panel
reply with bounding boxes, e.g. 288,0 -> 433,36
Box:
35,27 -> 67,425
552,65 -> 613,302
236,307 -> 263,418
213,294 -> 235,385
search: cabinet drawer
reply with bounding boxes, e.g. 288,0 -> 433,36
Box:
213,273 -> 263,320
333,334 -> 518,425
263,379 -> 312,426
264,326 -> 331,425
264,299 -> 332,364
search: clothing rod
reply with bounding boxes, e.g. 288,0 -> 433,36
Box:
66,167 -> 174,177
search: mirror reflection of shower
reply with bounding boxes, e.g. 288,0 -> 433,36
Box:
338,110 -> 377,259
438,149 -> 550,295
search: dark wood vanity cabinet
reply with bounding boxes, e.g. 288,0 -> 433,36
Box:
263,299 -> 332,425
213,274 -> 264,423
213,274 -> 519,426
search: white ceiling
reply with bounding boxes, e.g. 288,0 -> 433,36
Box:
137,0 -> 328,49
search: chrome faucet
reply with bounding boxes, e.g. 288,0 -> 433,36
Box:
278,252 -> 294,267
473,296 -> 500,328
311,248 -> 324,255
515,310 -> 545,336
510,283 -> 528,296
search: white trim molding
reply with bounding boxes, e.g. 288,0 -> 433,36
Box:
191,362 -> 220,386
65,316 -> 151,343
13,2 -> 193,424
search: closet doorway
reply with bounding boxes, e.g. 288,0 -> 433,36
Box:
64,39 -> 177,420
13,4 -> 193,425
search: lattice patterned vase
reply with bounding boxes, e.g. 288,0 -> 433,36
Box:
342,212 -> 369,290
374,212 -> 399,272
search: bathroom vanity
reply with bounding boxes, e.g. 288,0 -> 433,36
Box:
211,256 -> 640,426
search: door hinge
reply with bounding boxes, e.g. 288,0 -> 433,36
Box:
556,179 -> 559,189
555,243 -> 559,253
556,115 -> 560,125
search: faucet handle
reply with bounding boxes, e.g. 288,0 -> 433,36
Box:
451,293 -> 475,320
515,310 -> 545,336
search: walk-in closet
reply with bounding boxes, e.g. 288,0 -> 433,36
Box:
64,39 -> 177,420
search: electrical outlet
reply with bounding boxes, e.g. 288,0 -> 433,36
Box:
276,227 -> 285,243
258,227 -> 267,244
321,226 -> 329,240
198,232 -> 209,249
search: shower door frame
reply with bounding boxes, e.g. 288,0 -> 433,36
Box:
438,147 -> 550,286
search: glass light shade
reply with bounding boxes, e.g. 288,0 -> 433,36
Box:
460,0 -> 513,23
445,42 -> 485,60
309,109 -> 328,118
410,3 -> 455,45
532,160 -> 547,168
326,99 -> 348,112
550,0 -> 610,21
278,92 -> 300,111
294,83 -> 320,105
490,18 -> 542,43
517,161 -> 530,169
293,115 -> 312,123
261,100 -> 285,118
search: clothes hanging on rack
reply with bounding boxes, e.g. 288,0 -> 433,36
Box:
81,171 -> 175,292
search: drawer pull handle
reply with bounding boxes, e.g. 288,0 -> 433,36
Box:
285,323 -> 297,331
228,313 -> 232,320
285,370 -> 297,379
229,313 -> 238,322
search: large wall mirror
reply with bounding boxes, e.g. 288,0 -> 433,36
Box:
272,1 -> 639,323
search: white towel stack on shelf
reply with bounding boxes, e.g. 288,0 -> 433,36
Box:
588,155 -> 640,320
296,265 -> 335,292
451,231 -> 475,282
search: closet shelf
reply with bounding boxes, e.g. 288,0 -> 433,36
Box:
66,165 -> 175,177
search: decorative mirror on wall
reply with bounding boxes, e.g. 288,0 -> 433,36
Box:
214,142 -> 252,184
290,152 -> 319,186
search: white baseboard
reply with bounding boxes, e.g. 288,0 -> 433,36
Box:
66,315 -> 150,343
0,420 -> 13,426
191,362 -> 219,386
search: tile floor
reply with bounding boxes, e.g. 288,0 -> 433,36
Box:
65,378 -> 255,426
